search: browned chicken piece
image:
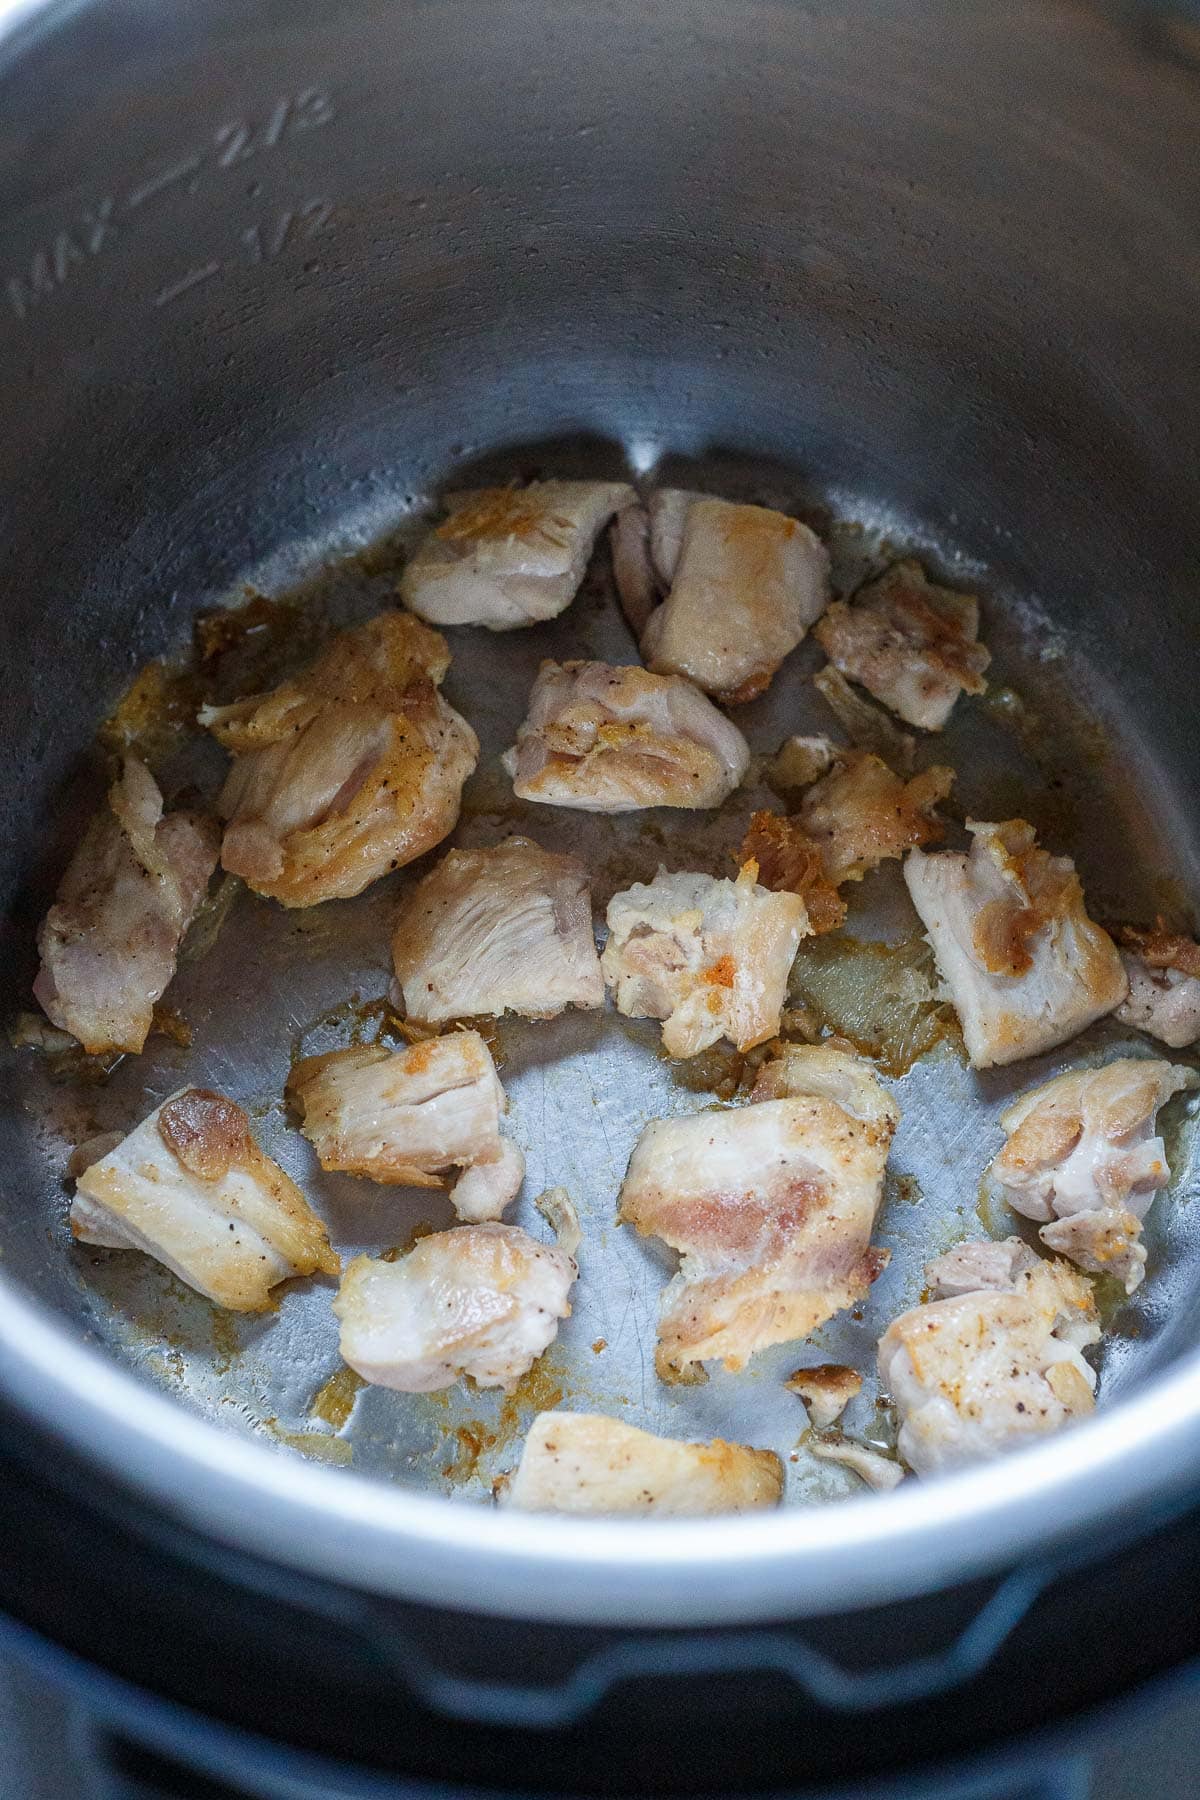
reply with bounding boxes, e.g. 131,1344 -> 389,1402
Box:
618,1047 -> 898,1377
813,665 -> 917,771
988,1058 -> 1198,1293
905,820 -> 1127,1068
502,659 -> 749,812
400,481 -> 634,630
815,560 -> 990,731
807,1432 -> 905,1490
70,1088 -> 337,1310
200,612 -> 478,906
878,1254 -> 1099,1477
742,751 -> 951,931
740,813 -> 847,935
287,1032 -> 525,1223
1115,919 -> 1200,1048
391,836 -> 604,1023
799,752 -> 953,885
34,757 -> 219,1056
333,1222 -> 576,1393
501,1412 -> 784,1515
602,863 -> 810,1056
769,733 -> 837,796
618,493 -> 830,703
612,489 -> 768,642
785,1364 -> 863,1428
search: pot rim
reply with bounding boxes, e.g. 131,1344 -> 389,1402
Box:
1,1267 -> 1196,1626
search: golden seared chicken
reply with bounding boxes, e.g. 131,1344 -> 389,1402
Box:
1115,920 -> 1200,1049
904,820 -> 1127,1068
785,1364 -> 862,1429
618,1046 -> 898,1377
200,612 -> 478,905
287,1031 -> 525,1223
612,490 -> 829,703
501,1412 -> 784,1515
332,1222 -> 576,1393
878,1250 -> 1099,1477
391,837 -> 604,1023
815,560 -> 990,730
34,758 -> 219,1056
70,1088 -> 337,1310
744,750 -> 952,929
799,751 -> 953,885
601,863 -> 809,1057
401,481 -> 634,630
739,813 -> 847,934
988,1058 -> 1198,1293
502,659 -> 749,812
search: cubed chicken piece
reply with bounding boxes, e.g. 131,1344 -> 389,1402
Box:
286,1032 -> 524,1223
71,1088 -> 337,1310
988,1057 -> 1198,1293
925,1236 -> 1040,1299
646,487 -> 703,586
609,489 -> 724,636
200,612 -> 478,906
502,659 -> 749,812
800,751 -> 953,885
878,1255 -> 1100,1477
602,863 -> 809,1057
618,1052 -> 897,1376
807,1432 -> 905,1491
35,758 -> 219,1056
785,1364 -> 863,1428
814,560 -> 990,730
391,836 -> 603,1023
332,1223 -> 575,1393
502,1412 -> 784,1515
618,493 -> 829,703
400,481 -> 634,630
904,820 -> 1127,1068
1115,920 -> 1200,1048
744,751 -> 952,927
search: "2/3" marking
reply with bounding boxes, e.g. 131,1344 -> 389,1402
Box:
214,87 -> 335,168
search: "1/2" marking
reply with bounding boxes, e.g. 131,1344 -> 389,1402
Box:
240,197 -> 333,262
153,198 -> 334,306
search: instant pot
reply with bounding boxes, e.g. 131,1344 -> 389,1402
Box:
1,0 -> 1200,1793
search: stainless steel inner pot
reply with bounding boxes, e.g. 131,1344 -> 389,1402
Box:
1,0 -> 1199,1630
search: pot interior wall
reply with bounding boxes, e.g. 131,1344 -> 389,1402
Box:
1,0 -> 1199,1494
